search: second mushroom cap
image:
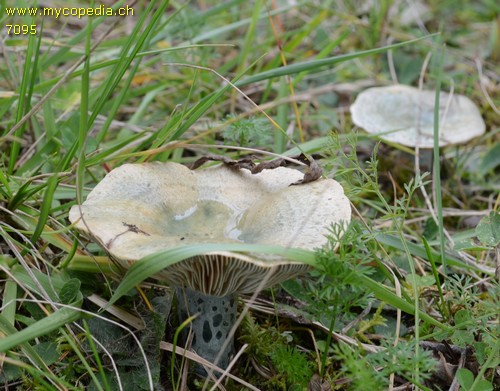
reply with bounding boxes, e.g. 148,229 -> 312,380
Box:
350,84 -> 485,148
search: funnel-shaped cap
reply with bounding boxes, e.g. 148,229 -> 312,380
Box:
69,162 -> 351,296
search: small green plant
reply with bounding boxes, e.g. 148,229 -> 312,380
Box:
269,345 -> 315,388
306,221 -> 376,329
333,343 -> 385,390
240,316 -> 315,389
456,367 -> 495,391
334,339 -> 437,390
222,115 -> 274,147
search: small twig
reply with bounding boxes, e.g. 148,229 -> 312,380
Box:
475,58 -> 500,116
190,154 -> 256,171
341,302 -> 372,334
420,341 -> 471,358
209,344 -> 248,391
438,351 -> 455,383
448,346 -> 469,391
161,343 -> 260,389
106,222 -> 150,248
190,153 -> 323,185
387,37 -> 398,84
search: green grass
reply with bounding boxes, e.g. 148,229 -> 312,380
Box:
1,0 -> 499,390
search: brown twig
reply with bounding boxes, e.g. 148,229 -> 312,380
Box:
190,153 -> 323,185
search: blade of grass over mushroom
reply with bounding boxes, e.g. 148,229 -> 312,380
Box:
107,243 -> 316,307
106,243 -> 446,330
235,34 -> 438,87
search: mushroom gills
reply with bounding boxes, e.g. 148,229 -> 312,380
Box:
176,287 -> 237,376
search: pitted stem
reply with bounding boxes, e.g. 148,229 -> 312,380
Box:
176,287 -> 237,376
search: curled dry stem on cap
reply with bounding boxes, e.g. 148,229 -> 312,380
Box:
190,153 -> 323,185
69,158 -> 351,377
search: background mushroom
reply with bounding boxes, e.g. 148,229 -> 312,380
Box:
69,162 -> 351,375
350,84 -> 486,148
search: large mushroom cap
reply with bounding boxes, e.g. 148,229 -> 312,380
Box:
350,84 -> 485,148
69,162 -> 351,296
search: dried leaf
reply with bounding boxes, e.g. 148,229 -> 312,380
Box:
308,374 -> 332,391
291,155 -> 322,185
250,158 -> 287,174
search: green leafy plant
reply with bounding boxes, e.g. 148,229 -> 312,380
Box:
240,316 -> 314,389
222,115 -> 274,147
269,345 -> 315,388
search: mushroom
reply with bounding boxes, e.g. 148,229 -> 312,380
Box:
350,84 -> 485,148
69,161 -> 351,375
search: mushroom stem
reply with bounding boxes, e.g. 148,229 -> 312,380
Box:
176,287 -> 237,376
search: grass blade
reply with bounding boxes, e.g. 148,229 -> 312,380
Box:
0,307 -> 81,352
235,34 -> 438,87
107,243 -> 316,306
432,44 -> 447,273
106,243 -> 446,330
